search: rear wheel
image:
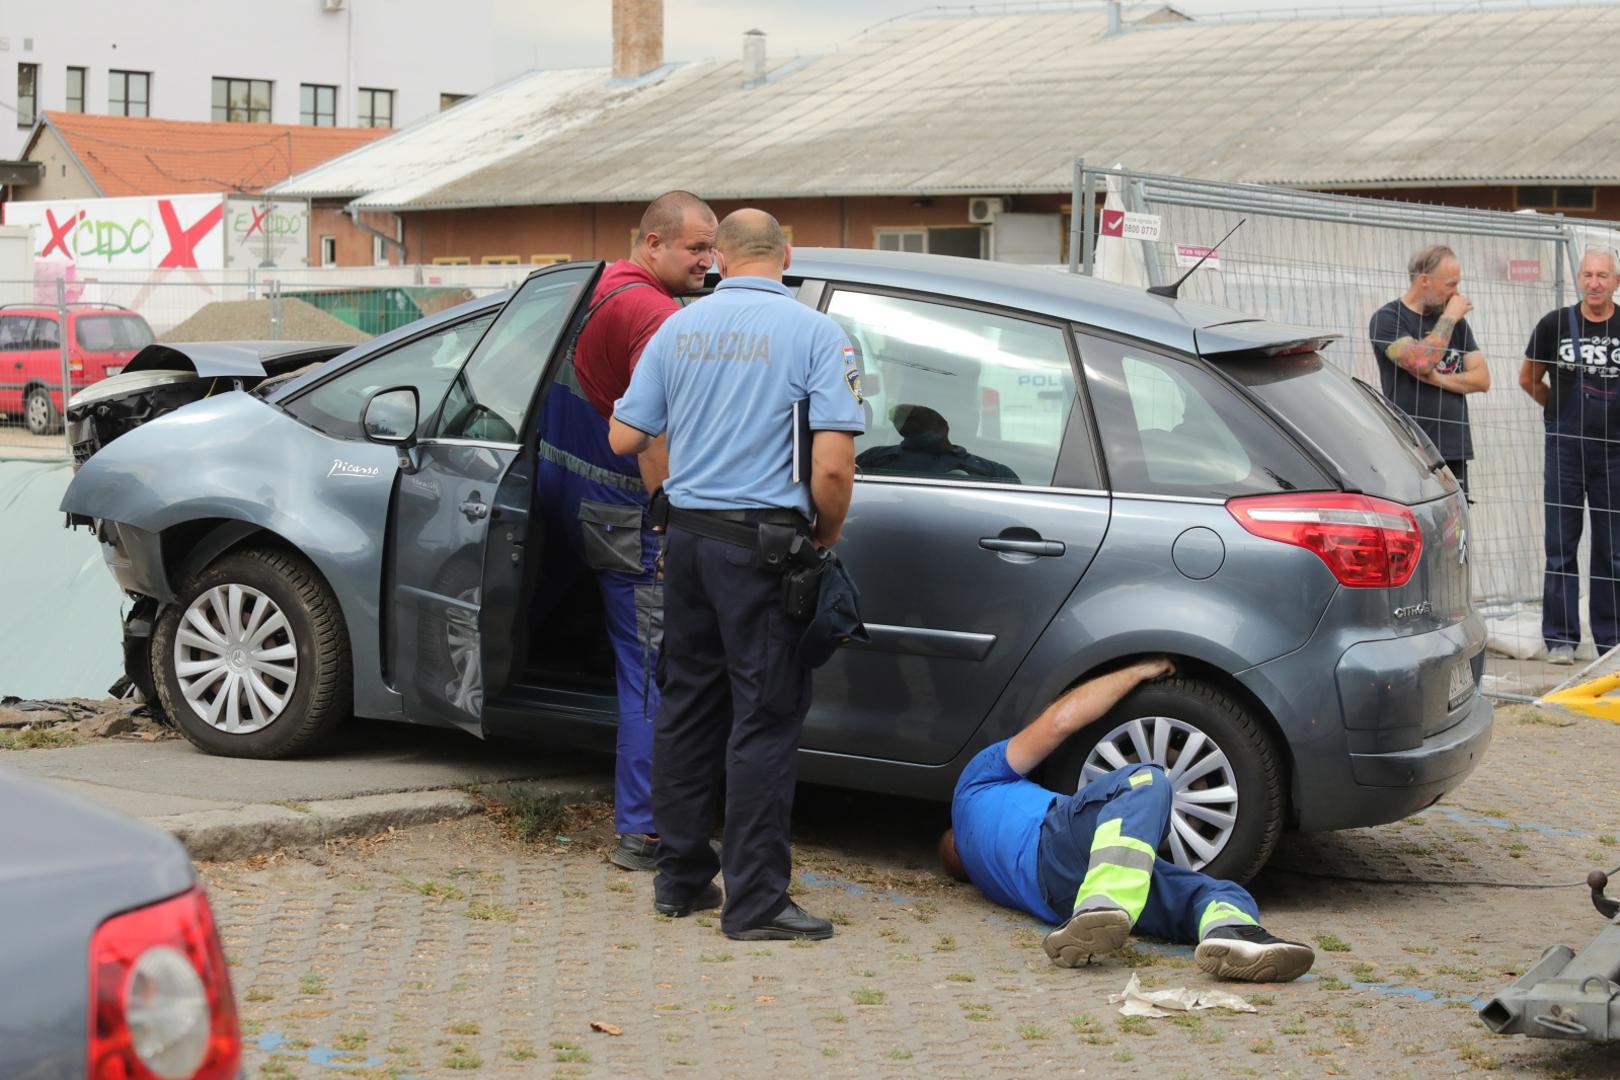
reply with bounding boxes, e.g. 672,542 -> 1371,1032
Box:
1041,676 -> 1284,884
24,386 -> 60,436
153,548 -> 350,758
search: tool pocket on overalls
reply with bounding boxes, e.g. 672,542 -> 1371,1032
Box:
578,500 -> 646,574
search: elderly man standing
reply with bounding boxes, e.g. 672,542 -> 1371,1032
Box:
1521,248 -> 1620,664
609,209 -> 865,940
536,191 -> 716,871
1369,244 -> 1490,494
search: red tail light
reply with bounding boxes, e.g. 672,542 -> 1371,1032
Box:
1228,492 -> 1423,588
89,887 -> 241,1080
70,354 -> 85,374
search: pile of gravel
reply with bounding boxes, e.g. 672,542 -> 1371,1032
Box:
160,298 -> 371,344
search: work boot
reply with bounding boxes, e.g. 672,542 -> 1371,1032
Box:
653,881 -> 723,918
724,901 -> 834,941
1194,924 -> 1315,982
1042,907 -> 1131,968
608,833 -> 660,872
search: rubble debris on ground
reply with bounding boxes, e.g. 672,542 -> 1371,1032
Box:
159,298 -> 370,344
0,695 -> 173,747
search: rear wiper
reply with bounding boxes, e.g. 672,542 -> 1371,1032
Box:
1351,377 -> 1445,469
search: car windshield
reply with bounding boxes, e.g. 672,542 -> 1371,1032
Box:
76,314 -> 155,352
1218,352 -> 1449,505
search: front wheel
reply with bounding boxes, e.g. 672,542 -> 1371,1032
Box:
152,548 -> 351,758
1041,676 -> 1284,884
24,386 -> 60,436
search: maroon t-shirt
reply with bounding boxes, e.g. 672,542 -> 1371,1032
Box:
574,260 -> 680,420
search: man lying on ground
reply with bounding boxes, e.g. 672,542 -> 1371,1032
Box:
939,658 -> 1315,982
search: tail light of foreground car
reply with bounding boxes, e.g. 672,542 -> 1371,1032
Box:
89,887 -> 241,1080
1228,492 -> 1423,588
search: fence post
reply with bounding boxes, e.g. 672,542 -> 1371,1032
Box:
1555,215 -> 1568,310
56,277 -> 72,458
269,278 -> 282,341
1069,158 -> 1085,275
1125,176 -> 1164,288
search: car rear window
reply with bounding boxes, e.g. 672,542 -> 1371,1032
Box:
1078,333 -> 1327,498
1218,353 -> 1450,505
76,314 -> 155,352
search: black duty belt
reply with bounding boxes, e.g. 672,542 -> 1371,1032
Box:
667,506 -> 808,548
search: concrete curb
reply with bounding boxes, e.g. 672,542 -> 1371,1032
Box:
152,775 -> 614,862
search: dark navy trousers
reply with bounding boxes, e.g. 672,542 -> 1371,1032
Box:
1543,390 -> 1620,651
652,526 -> 812,934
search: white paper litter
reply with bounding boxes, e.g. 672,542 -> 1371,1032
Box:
1106,972 -> 1257,1017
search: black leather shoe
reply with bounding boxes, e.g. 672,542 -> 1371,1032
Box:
653,881 -> 723,918
609,834 -> 660,872
723,900 -> 834,941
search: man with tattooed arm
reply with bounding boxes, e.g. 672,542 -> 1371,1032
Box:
1369,244 -> 1491,494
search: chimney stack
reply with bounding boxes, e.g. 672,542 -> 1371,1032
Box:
1105,0 -> 1122,36
612,0 -> 663,79
742,29 -> 766,88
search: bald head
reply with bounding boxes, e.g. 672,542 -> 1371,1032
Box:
715,208 -> 790,279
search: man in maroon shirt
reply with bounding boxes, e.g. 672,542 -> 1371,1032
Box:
537,191 -> 717,870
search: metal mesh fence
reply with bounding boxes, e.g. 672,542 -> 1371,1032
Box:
1075,165 -> 1620,698
0,266 -> 520,461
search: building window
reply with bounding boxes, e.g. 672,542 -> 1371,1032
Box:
873,226 -> 985,258
319,236 -> 337,267
481,255 -> 520,265
109,70 -> 151,117
357,88 -> 394,128
874,228 -> 926,253
65,66 -> 86,113
300,83 -> 336,126
212,77 -> 272,123
373,235 -> 390,266
531,253 -> 572,265
439,93 -> 469,111
431,256 -> 472,266
17,63 -> 37,127
1515,186 -> 1597,212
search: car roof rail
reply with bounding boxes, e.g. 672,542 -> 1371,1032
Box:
0,301 -> 136,313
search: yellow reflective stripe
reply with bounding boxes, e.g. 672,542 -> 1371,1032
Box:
1129,770 -> 1153,788
1198,900 -> 1258,939
1075,818 -> 1156,922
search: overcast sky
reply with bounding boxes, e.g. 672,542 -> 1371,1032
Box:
524,0 -> 1563,68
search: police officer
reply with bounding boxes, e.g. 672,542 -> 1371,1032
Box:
1521,247 -> 1620,664
608,209 -> 865,940
535,192 -> 716,870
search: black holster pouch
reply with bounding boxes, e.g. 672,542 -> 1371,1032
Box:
647,486 -> 671,531
779,535 -> 831,622
755,522 -> 799,574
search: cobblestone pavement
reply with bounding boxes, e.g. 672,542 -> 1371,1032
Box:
205,705 -> 1620,1079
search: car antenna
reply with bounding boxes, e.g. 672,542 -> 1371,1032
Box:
1147,218 -> 1246,299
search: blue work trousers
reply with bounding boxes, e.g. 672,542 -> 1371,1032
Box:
1543,390 -> 1620,651
536,384 -> 662,837
1035,765 -> 1259,944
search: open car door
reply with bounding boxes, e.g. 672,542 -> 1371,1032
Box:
388,262 -> 604,735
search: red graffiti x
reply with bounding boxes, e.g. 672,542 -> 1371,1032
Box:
42,208 -> 85,259
241,205 -> 271,240
156,199 -> 224,269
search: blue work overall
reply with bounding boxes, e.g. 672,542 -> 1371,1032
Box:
1543,376 -> 1620,652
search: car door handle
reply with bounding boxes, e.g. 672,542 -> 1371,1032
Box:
979,537 -> 1065,557
459,499 -> 489,522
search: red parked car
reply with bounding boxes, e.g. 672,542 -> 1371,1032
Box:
0,303 -> 155,435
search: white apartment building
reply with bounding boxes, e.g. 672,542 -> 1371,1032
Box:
0,0 -> 549,159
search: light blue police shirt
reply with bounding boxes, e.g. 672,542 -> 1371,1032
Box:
612,276 -> 866,517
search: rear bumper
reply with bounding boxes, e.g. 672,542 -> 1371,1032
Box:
1348,691 -> 1493,788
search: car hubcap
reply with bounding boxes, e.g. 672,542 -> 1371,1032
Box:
173,584 -> 298,734
26,393 -> 50,431
1080,715 -> 1239,872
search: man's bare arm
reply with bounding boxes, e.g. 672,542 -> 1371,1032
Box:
1420,350 -> 1491,394
1386,294 -> 1472,377
636,434 -> 670,494
1004,659 -> 1175,776
608,416 -> 653,456
1519,359 -> 1549,407
808,430 -> 856,548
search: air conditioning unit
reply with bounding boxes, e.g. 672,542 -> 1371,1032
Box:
968,197 -> 1004,224
321,0 -> 346,11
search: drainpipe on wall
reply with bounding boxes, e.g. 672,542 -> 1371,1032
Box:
344,206 -> 405,265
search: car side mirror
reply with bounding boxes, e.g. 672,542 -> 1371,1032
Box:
362,385 -> 419,449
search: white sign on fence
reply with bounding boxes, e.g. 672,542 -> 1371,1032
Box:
1175,244 -> 1222,270
1,193 -> 309,273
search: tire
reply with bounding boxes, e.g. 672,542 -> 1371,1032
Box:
24,386 -> 60,436
152,547 -> 351,758
1041,676 -> 1284,884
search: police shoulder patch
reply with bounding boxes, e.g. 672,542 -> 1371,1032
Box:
842,344 -> 863,402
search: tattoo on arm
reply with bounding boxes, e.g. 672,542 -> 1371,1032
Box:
1386,315 -> 1457,376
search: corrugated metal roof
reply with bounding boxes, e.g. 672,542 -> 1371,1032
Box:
271,3 -> 1620,210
